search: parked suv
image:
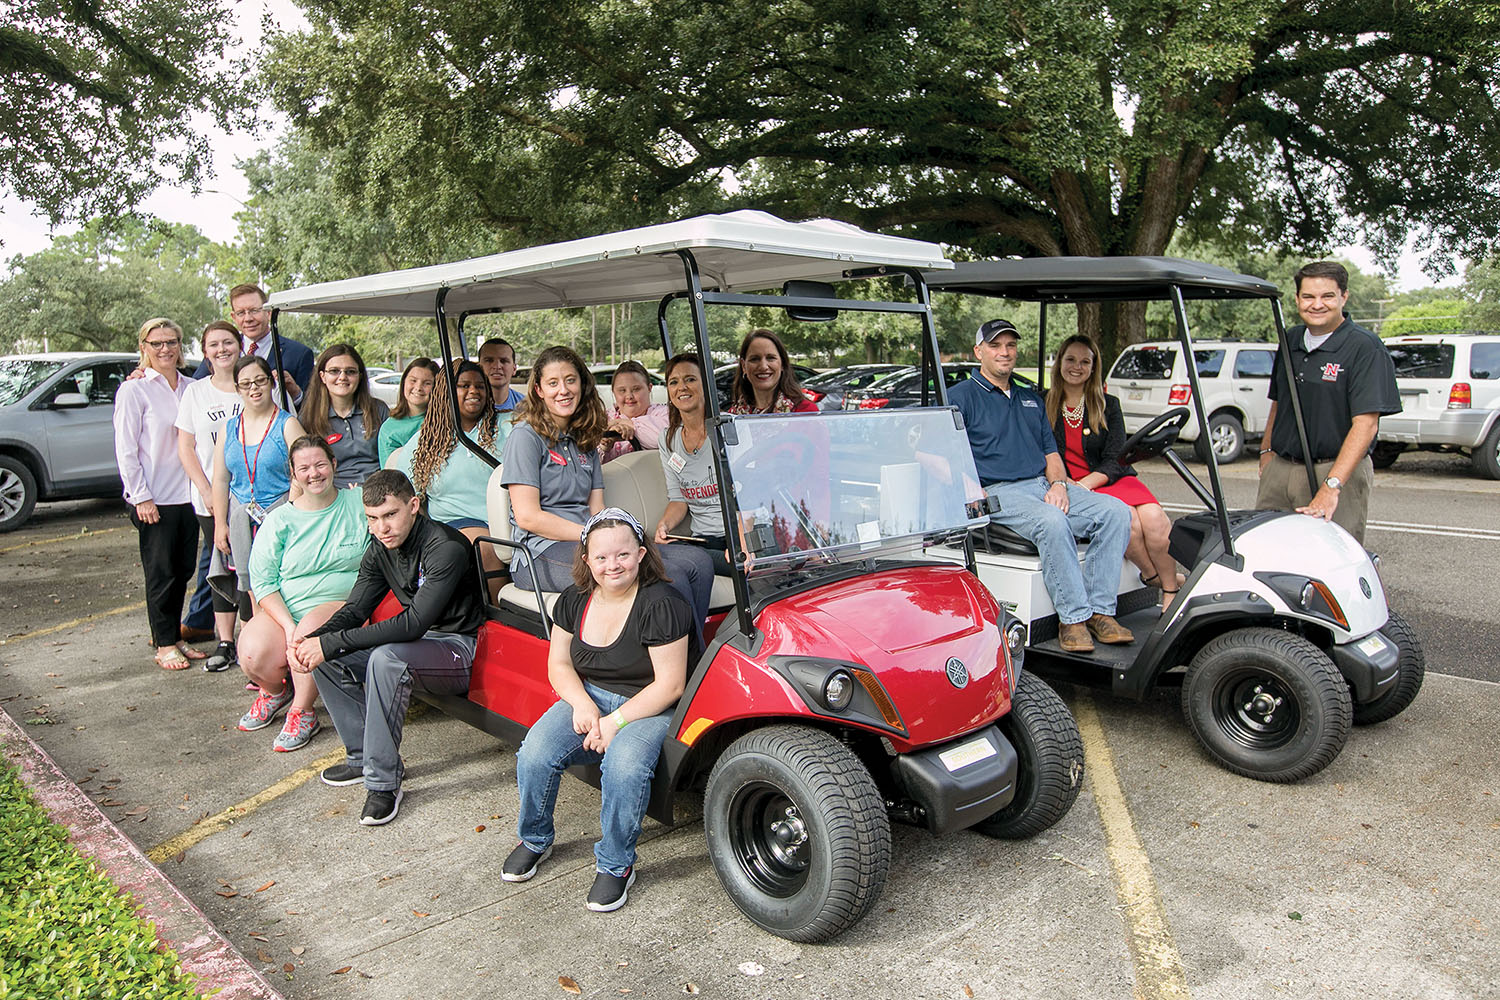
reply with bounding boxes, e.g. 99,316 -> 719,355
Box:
0,353 -> 138,531
1375,335 -> 1500,479
1108,340 -> 1277,463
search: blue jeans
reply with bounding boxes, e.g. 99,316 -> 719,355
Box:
515,682 -> 672,876
985,476 -> 1132,625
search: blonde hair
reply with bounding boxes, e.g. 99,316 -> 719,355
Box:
1045,334 -> 1107,433
136,318 -> 183,369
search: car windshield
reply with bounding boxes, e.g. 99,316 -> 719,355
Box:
0,359 -> 65,407
723,409 -> 987,580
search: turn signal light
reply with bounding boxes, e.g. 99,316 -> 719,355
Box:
853,670 -> 904,730
1167,384 -> 1191,404
1447,383 -> 1471,408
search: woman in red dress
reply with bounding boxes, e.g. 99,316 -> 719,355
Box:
1046,334 -> 1182,613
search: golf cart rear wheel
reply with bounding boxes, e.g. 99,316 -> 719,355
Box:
975,672 -> 1083,840
704,725 -> 890,942
1181,628 -> 1351,783
1352,610 -> 1426,725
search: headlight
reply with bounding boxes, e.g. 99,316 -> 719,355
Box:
823,670 -> 854,711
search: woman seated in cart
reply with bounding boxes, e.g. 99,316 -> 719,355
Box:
652,353 -> 732,575
502,508 -> 691,912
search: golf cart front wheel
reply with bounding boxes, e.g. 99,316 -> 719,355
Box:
704,725 -> 890,942
1352,610 -> 1425,725
1181,628 -> 1351,783
974,672 -> 1083,840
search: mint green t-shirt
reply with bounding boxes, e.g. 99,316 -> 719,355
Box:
377,413 -> 425,467
395,423 -> 506,526
248,487 -> 369,621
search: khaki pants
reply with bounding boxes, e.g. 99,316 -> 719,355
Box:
1255,454 -> 1374,544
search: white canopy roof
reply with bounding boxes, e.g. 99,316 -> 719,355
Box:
267,211 -> 953,318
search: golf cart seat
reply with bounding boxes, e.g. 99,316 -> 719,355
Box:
484,451 -> 736,620
968,521 -> 1090,558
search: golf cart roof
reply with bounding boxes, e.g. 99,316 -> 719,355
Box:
267,211 -> 952,317
923,256 -> 1280,303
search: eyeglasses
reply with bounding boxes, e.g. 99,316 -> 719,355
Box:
322,367 -> 361,378
144,339 -> 180,351
230,307 -> 266,319
237,376 -> 271,390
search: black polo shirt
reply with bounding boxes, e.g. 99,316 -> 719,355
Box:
1266,317 -> 1400,462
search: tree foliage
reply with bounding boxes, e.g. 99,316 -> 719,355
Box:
262,0 -> 1500,357
1382,298 -> 1468,336
1,0 -> 252,230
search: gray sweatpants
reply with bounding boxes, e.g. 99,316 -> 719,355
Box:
314,631 -> 476,791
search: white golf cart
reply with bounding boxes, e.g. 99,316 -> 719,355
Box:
926,257 -> 1425,783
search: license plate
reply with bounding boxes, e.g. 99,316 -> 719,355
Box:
1128,389 -> 1144,400
938,735 -> 996,772
1357,634 -> 1387,656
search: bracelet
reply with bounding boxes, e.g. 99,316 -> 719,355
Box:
1259,449 -> 1273,455
610,709 -> 628,730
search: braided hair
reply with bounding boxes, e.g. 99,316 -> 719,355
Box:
408,359 -> 497,496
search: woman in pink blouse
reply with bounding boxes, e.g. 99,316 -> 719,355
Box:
113,318 -> 204,670
601,360 -> 670,463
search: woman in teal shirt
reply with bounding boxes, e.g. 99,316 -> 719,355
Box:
377,357 -> 440,466
240,436 -> 370,752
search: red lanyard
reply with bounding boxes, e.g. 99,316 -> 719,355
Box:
239,414 -> 273,500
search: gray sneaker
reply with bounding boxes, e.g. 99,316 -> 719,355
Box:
237,686 -> 293,732
272,708 -> 320,752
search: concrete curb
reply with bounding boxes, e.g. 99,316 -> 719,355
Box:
0,706 -> 286,1000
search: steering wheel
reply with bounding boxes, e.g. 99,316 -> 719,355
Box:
1118,407 -> 1190,466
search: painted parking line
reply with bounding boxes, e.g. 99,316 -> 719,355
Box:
0,525 -> 125,556
147,748 -> 346,864
1160,503 -> 1500,541
1074,694 -> 1192,999
0,601 -> 146,645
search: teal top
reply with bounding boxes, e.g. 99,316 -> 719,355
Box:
395,423 -> 506,526
248,488 -> 369,621
377,413 -> 425,467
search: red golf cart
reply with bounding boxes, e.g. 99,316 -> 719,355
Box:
266,211 -> 1083,942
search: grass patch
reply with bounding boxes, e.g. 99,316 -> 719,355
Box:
0,756 -> 201,999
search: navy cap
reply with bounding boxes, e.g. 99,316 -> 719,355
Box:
975,319 -> 1019,345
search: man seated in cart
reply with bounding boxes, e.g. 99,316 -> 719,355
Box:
290,469 -> 484,826
950,319 -> 1135,654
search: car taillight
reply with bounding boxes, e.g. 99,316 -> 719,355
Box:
859,397 -> 889,409
803,388 -> 824,403
1167,384 -> 1191,405
1448,383 -> 1471,408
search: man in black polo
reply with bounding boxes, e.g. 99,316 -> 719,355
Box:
290,469 -> 483,826
1256,261 -> 1401,544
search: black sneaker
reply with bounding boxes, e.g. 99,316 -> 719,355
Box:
359,789 -> 403,826
586,868 -> 636,912
320,763 -> 364,787
501,843 -> 552,883
203,640 -> 236,673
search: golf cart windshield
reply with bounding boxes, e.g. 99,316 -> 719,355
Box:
725,409 -> 987,578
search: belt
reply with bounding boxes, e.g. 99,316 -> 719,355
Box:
1276,453 -> 1339,463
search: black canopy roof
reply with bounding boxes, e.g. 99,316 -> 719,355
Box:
922,256 -> 1280,303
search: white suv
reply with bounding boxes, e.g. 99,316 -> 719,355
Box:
1375,334 -> 1500,479
1107,340 -> 1278,463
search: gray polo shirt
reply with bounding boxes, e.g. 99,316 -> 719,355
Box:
325,400 -> 390,488
499,422 -> 603,569
660,427 -> 725,538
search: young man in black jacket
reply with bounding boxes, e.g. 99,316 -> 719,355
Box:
290,470 -> 484,826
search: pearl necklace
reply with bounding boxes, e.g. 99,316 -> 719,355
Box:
1063,399 -> 1085,428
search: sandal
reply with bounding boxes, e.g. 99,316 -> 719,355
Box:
1139,572 -> 1160,588
175,642 -> 207,660
155,647 -> 191,670
1159,587 -> 1180,614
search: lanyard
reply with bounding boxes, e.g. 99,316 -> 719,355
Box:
239,414 -> 274,501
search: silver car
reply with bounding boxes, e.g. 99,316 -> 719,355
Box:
0,352 -> 139,531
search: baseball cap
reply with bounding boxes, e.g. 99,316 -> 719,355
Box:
975,319 -> 1019,345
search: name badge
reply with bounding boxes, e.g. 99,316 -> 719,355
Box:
668,452 -> 687,473
326,433 -> 343,444
547,449 -> 568,466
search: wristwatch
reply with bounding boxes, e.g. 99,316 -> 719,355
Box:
1324,476 -> 1343,491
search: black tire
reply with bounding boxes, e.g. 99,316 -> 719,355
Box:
1194,413 -> 1245,464
0,455 -> 38,533
1181,627 -> 1351,782
1352,610 -> 1426,725
704,725 -> 890,942
1470,421 -> 1500,480
974,672 -> 1083,840
1371,441 -> 1405,470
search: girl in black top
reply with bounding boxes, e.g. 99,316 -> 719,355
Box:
505,508 -> 691,912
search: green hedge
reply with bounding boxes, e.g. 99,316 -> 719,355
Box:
0,758 -> 201,999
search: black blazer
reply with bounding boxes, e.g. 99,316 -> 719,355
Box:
1050,394 -> 1136,485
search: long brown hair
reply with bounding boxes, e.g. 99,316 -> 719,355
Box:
512,345 -> 608,452
570,518 -> 669,592
390,356 -> 440,420
408,360 -> 498,496
732,329 -> 806,411
1045,334 -> 1107,433
662,352 -> 705,445
300,343 -> 384,440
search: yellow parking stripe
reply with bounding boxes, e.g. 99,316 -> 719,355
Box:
147,748 -> 347,864
1074,694 -> 1192,999
0,525 -> 125,555
0,602 -> 145,645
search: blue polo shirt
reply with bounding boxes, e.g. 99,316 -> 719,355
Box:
949,372 -> 1057,485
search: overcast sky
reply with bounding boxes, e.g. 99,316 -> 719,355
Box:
0,2 -> 1459,292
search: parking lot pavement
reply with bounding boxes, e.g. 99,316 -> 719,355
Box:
2,499 -> 1498,999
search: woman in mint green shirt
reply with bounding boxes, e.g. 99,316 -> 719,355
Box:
376,357 -> 439,467
240,436 -> 370,753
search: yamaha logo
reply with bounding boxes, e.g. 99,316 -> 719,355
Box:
1360,577 -> 1372,599
945,657 -> 969,689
